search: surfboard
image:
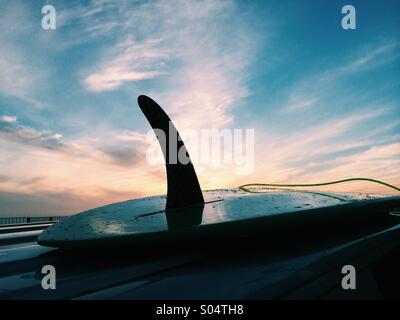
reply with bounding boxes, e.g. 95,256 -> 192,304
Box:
37,189 -> 399,248
37,95 -> 400,249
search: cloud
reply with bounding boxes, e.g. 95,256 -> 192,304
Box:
340,41 -> 399,74
280,41 -> 399,114
0,2 -> 45,107
283,97 -> 318,113
0,117 -> 73,152
240,105 -> 399,194
0,175 -> 10,183
83,0 -> 261,129
296,143 -> 400,193
0,48 -> 42,105
101,146 -> 141,167
84,38 -> 168,91
257,41 -> 399,192
0,117 -> 154,172
56,1 -> 120,34
0,115 -> 17,123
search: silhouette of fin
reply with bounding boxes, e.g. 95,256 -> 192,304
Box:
137,95 -> 204,210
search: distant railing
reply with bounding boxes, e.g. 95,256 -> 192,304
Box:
0,216 -> 66,226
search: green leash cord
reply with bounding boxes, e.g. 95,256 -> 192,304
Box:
239,178 -> 400,202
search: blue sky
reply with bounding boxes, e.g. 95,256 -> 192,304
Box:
0,0 -> 399,216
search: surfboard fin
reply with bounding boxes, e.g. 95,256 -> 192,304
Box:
137,95 -> 204,210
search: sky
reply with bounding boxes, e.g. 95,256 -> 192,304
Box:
0,0 -> 399,217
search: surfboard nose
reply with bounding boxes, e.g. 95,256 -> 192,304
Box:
137,95 -> 204,210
